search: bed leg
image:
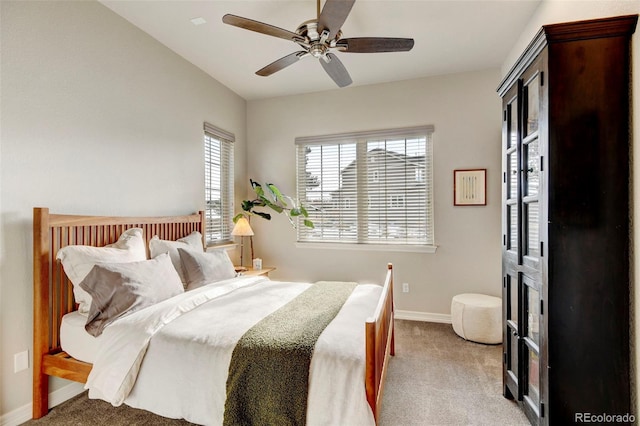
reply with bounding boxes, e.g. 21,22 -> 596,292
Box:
390,318 -> 395,357
33,207 -> 50,419
33,371 -> 49,418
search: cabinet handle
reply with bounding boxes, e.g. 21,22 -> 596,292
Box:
512,330 -> 518,337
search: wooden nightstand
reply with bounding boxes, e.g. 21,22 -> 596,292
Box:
235,266 -> 275,277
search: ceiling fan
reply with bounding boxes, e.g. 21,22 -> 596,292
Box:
222,0 -> 414,88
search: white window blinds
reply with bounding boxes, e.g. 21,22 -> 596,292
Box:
296,126 -> 434,246
204,122 -> 234,246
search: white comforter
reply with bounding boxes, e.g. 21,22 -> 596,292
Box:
85,276 -> 381,426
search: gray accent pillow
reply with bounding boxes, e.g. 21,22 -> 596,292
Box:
177,247 -> 236,291
149,231 -> 204,285
80,253 -> 184,337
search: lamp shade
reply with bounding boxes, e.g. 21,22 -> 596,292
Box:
231,217 -> 254,237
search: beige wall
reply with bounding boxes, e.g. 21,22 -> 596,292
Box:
0,0 -> 246,417
246,68 -> 503,316
499,0 -> 640,415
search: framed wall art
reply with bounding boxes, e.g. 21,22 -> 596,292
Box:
454,169 -> 487,206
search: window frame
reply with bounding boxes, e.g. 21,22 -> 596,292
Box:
295,125 -> 435,251
204,122 -> 234,247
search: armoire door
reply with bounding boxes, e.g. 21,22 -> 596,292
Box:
502,81 -> 521,402
519,56 -> 544,424
502,54 -> 545,425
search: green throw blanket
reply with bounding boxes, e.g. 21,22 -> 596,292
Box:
223,281 -> 358,426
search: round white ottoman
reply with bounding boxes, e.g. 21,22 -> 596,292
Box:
451,293 -> 502,344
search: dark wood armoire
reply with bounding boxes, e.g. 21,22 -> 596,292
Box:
497,14 -> 637,425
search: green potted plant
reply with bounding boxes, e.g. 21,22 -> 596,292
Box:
233,179 -> 314,229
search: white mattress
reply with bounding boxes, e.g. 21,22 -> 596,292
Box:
86,277 -> 379,425
60,311 -> 101,363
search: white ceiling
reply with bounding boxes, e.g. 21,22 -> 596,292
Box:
100,0 -> 541,100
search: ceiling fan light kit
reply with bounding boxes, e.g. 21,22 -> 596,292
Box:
222,0 -> 414,88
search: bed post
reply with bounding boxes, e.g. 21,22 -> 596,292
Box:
199,210 -> 206,247
389,263 -> 395,357
33,207 -> 50,418
365,263 -> 395,423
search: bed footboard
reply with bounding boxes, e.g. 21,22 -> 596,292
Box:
365,263 -> 395,423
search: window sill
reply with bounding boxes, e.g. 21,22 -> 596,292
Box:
206,242 -> 237,252
295,242 -> 437,253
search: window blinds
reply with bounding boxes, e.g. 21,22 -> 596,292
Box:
296,126 -> 434,246
204,122 -> 234,246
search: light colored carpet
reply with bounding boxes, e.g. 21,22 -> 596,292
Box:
379,320 -> 528,425
24,320 -> 528,425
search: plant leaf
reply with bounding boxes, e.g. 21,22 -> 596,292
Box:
284,195 -> 296,208
233,213 -> 245,223
250,180 -> 266,198
241,200 -> 255,212
290,208 -> 301,217
260,196 -> 284,213
300,206 -> 308,217
254,211 -> 272,220
303,219 -> 314,228
267,183 -> 286,205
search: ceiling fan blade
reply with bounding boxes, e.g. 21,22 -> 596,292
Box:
336,37 -> 415,53
320,53 -> 352,88
318,0 -> 356,39
223,14 -> 303,42
256,51 -> 308,77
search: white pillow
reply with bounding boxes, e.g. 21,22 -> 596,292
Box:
56,228 -> 146,314
148,231 -> 204,285
177,247 -> 236,290
80,253 -> 184,337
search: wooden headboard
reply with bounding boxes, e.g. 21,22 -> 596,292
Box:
32,207 -> 205,418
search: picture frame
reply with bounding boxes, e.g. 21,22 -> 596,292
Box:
454,169 -> 487,206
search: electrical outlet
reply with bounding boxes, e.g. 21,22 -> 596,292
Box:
14,350 -> 29,373
402,282 -> 409,293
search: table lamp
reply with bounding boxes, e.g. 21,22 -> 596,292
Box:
231,217 -> 254,268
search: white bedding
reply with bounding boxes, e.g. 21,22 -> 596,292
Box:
85,275 -> 381,426
60,311 -> 101,363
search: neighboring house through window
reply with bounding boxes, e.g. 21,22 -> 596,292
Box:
390,195 -> 405,209
296,125 -> 434,247
204,122 -> 234,246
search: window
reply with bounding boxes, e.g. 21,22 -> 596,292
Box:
204,122 -> 234,246
296,125 -> 434,246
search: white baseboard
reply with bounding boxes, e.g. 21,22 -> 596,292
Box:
1,382 -> 85,426
395,309 -> 452,323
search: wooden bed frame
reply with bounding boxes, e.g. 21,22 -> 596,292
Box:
32,207 -> 395,423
